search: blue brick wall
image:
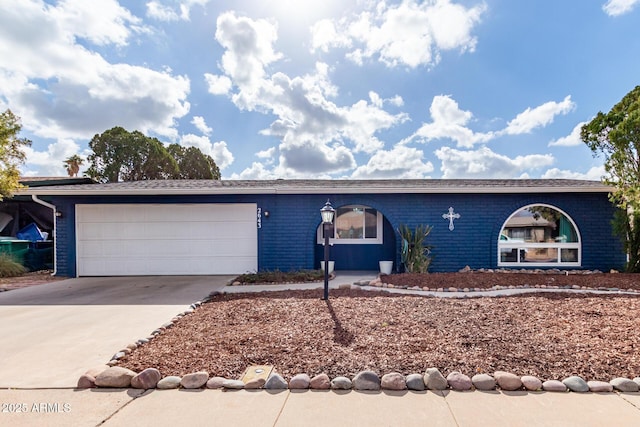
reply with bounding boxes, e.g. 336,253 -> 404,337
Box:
45,190 -> 625,277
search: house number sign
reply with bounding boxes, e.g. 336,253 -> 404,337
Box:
257,207 -> 262,229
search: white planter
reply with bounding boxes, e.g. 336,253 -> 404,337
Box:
379,261 -> 393,275
320,260 -> 335,274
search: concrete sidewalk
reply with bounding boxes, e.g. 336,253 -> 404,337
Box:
2,388 -> 640,427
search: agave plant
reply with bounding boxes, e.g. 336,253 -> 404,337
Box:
398,224 -> 434,273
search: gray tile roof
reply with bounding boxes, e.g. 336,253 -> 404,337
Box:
18,178 -> 612,196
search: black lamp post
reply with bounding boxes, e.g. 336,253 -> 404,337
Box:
320,199 -> 335,300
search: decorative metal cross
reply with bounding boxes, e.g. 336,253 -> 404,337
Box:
442,207 -> 460,231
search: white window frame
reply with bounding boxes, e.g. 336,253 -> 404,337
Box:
316,205 -> 383,245
498,204 -> 581,267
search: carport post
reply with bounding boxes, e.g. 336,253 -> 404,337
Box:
320,200 -> 335,300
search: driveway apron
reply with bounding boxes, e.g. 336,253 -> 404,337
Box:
0,276 -> 229,388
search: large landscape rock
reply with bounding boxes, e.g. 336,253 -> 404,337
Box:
405,374 -> 425,391
494,371 -> 522,391
131,368 -> 162,389
264,373 -> 288,389
353,371 -> 381,391
471,373 -> 495,391
588,381 -> 613,392
424,368 -> 448,390
542,380 -> 567,392
330,376 -> 352,390
206,377 -> 226,389
562,376 -> 589,392
610,377 -> 639,392
310,373 -> 331,389
521,376 -> 542,391
381,372 -> 406,390
289,373 -> 311,389
157,376 -> 181,390
446,371 -> 472,391
181,371 -> 209,389
94,367 -> 137,388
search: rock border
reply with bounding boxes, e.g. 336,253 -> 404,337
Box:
84,278 -> 640,393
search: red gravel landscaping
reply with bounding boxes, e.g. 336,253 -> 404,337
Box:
118,272 -> 640,382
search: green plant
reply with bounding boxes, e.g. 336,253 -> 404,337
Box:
233,269 -> 325,284
398,224 -> 434,273
0,253 -> 26,277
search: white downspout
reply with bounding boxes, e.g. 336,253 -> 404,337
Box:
31,195 -> 57,276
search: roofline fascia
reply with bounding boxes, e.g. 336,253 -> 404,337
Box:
17,184 -> 614,197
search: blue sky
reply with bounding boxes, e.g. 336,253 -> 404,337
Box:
1,0 -> 639,180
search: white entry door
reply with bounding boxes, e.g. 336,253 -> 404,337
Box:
76,204 -> 257,276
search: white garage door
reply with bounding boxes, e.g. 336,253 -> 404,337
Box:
76,204 -> 257,276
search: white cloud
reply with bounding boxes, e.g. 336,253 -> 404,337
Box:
351,145 -> 434,178
52,0 -> 146,47
180,134 -> 234,170
603,0 -> 640,16
0,0 -> 190,142
548,121 -> 586,147
21,138 -> 82,176
210,14 -> 407,174
311,0 -> 487,68
215,12 -> 283,92
502,96 -> 575,135
191,116 -> 212,135
403,95 -> 493,148
146,0 -> 210,21
542,165 -> 605,180
435,146 -> 554,178
256,147 -> 276,164
204,73 -> 233,95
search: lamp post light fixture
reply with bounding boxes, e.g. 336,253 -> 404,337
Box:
320,199 -> 335,300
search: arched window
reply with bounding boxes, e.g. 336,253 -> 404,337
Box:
498,204 -> 581,267
316,205 -> 383,244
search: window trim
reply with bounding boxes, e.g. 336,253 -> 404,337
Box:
316,205 -> 384,245
498,204 -> 581,267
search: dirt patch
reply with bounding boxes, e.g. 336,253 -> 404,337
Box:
118,273 -> 640,382
0,270 -> 63,291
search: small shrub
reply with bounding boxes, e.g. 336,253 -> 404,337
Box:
0,253 -> 26,278
398,224 -> 434,273
233,269 -> 325,284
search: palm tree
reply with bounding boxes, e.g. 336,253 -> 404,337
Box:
63,154 -> 84,177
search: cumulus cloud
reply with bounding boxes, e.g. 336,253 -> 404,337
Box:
204,73 -> 233,95
404,95 -> 577,148
351,145 -> 434,178
502,96 -> 575,135
542,165 -> 605,180
0,0 -> 190,143
146,0 -> 210,21
210,13 -> 407,175
180,134 -> 234,170
191,116 -> 212,135
20,138 -> 82,176
548,121 -> 586,147
602,0 -> 640,16
311,0 -> 487,68
402,95 -> 493,148
435,146 -> 554,178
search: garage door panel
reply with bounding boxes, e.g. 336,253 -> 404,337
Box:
76,204 -> 257,276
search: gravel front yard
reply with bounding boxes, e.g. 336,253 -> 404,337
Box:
118,281 -> 640,382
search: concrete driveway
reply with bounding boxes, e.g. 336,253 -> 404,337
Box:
0,276 -> 229,388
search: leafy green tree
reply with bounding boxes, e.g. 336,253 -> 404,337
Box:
581,85 -> 640,272
167,144 -> 221,179
63,154 -> 84,177
86,127 -> 179,183
0,109 -> 31,200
